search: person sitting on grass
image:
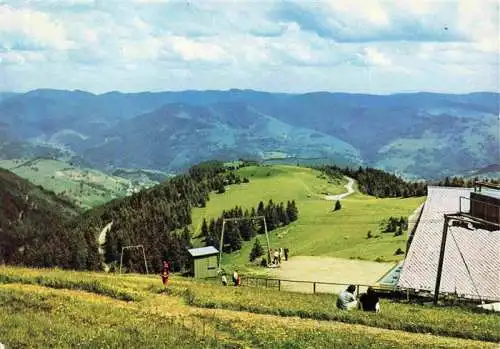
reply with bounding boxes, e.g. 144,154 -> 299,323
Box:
221,274 -> 228,286
336,285 -> 357,310
359,287 -> 380,312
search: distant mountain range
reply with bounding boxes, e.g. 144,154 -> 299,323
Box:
0,89 -> 498,179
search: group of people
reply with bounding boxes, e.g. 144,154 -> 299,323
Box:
221,270 -> 241,286
161,260 -> 379,313
336,285 -> 380,312
271,247 -> 289,265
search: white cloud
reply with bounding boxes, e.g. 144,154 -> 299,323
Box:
327,0 -> 389,26
168,36 -> 227,62
359,47 -> 392,67
0,5 -> 72,50
0,0 -> 497,93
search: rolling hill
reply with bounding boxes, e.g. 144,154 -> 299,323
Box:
0,89 -> 497,179
191,165 -> 425,270
0,158 -> 159,209
82,103 -> 361,170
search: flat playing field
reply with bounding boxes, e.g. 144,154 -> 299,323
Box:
269,256 -> 395,294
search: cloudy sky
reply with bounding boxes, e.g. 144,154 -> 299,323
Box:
0,0 -> 498,93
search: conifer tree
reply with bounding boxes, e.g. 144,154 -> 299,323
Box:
334,200 -> 342,211
249,238 -> 264,262
201,218 -> 209,237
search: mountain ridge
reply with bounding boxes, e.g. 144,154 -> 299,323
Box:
0,89 -> 497,179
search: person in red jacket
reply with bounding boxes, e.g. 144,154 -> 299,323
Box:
161,260 -> 169,289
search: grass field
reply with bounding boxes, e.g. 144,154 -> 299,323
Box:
0,266 -> 497,348
192,165 -> 425,271
0,158 -> 151,209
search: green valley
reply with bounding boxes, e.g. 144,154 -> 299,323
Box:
0,158 -> 158,209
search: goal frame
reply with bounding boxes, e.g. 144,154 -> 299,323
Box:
217,215 -> 271,271
119,244 -> 149,274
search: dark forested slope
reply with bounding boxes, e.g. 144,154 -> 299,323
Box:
0,169 -> 99,269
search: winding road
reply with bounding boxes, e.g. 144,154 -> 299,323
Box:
324,176 -> 355,201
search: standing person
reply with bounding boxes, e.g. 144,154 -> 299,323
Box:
336,285 -> 357,310
232,270 -> 239,286
161,260 -> 169,290
359,287 -> 380,312
284,248 -> 289,261
273,250 -> 279,265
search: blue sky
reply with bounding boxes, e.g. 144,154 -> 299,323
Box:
0,0 -> 498,93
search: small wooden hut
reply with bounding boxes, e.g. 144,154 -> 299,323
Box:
187,246 -> 219,278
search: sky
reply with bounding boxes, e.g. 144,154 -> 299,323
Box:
0,0 -> 498,94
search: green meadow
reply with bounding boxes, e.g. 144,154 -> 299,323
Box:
192,165 -> 425,270
0,266 -> 497,348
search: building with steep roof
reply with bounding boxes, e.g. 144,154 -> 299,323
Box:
397,186 -> 500,302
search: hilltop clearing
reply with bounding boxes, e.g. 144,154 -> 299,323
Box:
192,165 -> 425,271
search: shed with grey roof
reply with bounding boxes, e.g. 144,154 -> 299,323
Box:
397,186 -> 500,301
187,246 -> 219,278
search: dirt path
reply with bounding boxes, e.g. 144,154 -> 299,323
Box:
271,256 -> 395,294
325,176 -> 355,201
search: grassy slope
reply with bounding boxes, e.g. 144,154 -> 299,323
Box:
192,165 -> 424,270
0,266 -> 497,348
0,158 -> 144,209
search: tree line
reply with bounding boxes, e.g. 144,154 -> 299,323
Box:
320,165 -> 427,198
321,165 -> 498,198
435,176 -> 499,188
383,216 -> 408,236
200,199 -> 298,252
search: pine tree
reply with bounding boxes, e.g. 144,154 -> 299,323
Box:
225,223 -> 242,252
239,218 -> 254,241
334,200 -> 342,211
249,238 -> 264,262
257,201 -> 265,216
200,218 -> 209,237
286,200 -> 298,222
395,226 -> 403,237
208,218 -> 215,235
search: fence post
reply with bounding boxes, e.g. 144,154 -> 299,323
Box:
356,285 -> 360,297
313,282 -> 316,294
278,279 -> 281,291
265,278 -> 268,288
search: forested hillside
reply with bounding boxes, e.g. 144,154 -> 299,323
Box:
74,161 -> 249,273
321,165 -> 427,197
0,169 -> 99,269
